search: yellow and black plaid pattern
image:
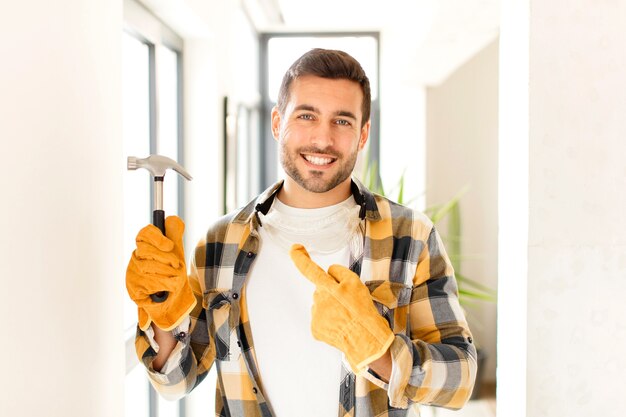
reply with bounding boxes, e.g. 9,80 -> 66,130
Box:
135,178 -> 477,416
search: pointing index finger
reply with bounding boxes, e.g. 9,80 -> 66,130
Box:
289,244 -> 334,289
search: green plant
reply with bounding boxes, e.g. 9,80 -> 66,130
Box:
423,189 -> 496,307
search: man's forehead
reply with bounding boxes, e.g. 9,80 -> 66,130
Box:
287,76 -> 363,109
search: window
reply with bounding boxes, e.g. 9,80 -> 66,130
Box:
123,1 -> 185,416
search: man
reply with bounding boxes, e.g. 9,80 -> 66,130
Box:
126,48 -> 477,417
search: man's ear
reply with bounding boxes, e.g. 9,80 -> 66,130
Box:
271,106 -> 281,141
358,120 -> 371,151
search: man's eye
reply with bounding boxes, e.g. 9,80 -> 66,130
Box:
335,119 -> 351,126
298,114 -> 314,120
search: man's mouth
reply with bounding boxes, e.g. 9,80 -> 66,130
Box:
302,154 -> 337,166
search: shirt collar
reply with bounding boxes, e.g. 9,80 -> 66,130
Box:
232,177 -> 382,226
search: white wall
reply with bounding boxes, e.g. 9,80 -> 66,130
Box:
499,1 -> 626,416
527,1 -> 626,416
0,1 -> 125,416
425,39 -> 499,384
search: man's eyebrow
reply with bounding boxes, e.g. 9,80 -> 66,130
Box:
335,110 -> 357,120
294,104 -> 357,120
294,104 -> 319,113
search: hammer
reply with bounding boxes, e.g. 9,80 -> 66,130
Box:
127,154 -> 192,303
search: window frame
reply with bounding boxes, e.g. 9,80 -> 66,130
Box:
123,1 -> 186,416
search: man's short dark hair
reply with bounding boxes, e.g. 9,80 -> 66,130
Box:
277,48 -> 371,127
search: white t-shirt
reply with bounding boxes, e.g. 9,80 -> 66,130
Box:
245,195 -> 360,417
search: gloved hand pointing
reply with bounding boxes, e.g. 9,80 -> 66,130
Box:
126,216 -> 196,331
290,244 -> 395,374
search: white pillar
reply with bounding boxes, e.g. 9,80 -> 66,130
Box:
527,1 -> 626,416
0,1 -> 125,416
497,1 -> 529,416
499,1 -> 626,416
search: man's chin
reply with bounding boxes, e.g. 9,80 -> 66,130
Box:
283,163 -> 350,194
285,173 -> 328,193
298,179 -> 334,194
296,173 -> 351,194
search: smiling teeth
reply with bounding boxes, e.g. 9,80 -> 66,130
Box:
304,155 -> 334,165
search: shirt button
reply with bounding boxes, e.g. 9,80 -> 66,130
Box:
232,293 -> 239,299
237,341 -> 241,347
252,387 -> 258,394
246,252 -> 253,258
468,337 -> 473,343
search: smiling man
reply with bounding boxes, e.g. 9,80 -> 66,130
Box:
127,48 -> 477,417
273,73 -> 369,206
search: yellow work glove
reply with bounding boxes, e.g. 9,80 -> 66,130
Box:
126,216 -> 196,331
290,244 -> 395,374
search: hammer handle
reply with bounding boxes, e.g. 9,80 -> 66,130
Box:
153,209 -> 166,235
150,209 -> 169,303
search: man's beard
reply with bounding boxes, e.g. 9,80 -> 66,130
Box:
280,144 -> 358,193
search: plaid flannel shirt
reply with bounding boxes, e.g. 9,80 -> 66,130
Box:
135,178 -> 477,416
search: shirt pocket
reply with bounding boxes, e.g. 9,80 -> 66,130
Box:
203,289 -> 241,361
365,280 -> 412,334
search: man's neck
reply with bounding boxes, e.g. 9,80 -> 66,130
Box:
277,177 -> 352,209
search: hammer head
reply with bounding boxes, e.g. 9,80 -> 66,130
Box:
127,155 -> 192,180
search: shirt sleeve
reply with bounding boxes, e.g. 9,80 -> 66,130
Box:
134,241 -> 216,401
384,226 -> 477,409
142,316 -> 190,373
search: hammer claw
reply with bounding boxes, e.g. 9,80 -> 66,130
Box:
126,155 -> 192,180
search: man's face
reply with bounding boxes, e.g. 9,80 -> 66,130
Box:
272,75 -> 370,194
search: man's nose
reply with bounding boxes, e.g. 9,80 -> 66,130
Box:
310,123 -> 333,149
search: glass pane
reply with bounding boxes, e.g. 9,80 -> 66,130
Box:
267,36 -> 378,103
122,31 -> 151,332
157,45 -> 180,217
236,108 -> 250,206
125,362 -> 150,417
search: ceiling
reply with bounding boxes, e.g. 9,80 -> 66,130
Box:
247,0 -> 500,86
